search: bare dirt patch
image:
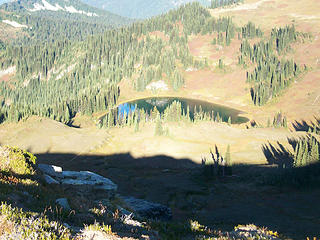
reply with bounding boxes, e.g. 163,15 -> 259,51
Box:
0,74 -> 11,83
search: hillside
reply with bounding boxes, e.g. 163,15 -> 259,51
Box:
82,0 -> 211,19
0,0 -> 319,125
0,0 -> 320,238
0,0 -> 131,44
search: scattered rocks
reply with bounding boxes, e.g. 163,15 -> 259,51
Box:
146,80 -> 168,91
56,198 -> 71,211
121,196 -> 172,221
37,164 -> 172,223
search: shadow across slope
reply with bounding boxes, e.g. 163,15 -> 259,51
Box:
34,152 -> 320,239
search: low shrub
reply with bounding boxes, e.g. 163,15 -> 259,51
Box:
0,146 -> 36,175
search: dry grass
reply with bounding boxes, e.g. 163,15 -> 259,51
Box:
0,116 -> 108,154
94,121 -> 304,165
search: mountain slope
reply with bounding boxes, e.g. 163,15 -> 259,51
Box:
82,0 -> 211,19
0,0 -> 131,44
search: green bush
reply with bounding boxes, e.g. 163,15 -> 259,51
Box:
0,146 -> 36,175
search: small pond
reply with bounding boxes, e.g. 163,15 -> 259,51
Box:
117,97 -> 249,124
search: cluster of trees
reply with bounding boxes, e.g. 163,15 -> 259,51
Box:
0,26 -> 131,122
293,136 -> 319,167
210,20 -> 262,47
133,33 -> 198,92
240,22 -> 263,39
210,0 -> 243,9
99,100 -> 235,130
207,17 -> 236,46
270,25 -> 299,54
267,111 -> 288,128
239,25 -> 306,105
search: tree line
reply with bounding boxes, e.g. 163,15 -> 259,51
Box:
99,100 -> 234,130
210,0 -> 243,9
239,25 -> 309,105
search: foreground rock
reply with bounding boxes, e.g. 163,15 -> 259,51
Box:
37,164 -> 172,222
38,163 -> 62,177
61,171 -> 117,191
38,164 -> 118,198
121,196 -> 172,221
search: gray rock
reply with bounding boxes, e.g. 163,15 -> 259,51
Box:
121,196 -> 172,221
44,174 -> 60,184
56,198 -> 71,211
61,171 -> 117,190
38,164 -> 63,178
60,171 -> 117,198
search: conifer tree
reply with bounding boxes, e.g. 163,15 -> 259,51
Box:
155,113 -> 163,136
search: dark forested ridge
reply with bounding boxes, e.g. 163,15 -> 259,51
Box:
0,0 -> 132,44
0,2 -> 309,125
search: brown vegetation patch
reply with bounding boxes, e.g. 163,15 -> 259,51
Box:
0,74 -> 11,83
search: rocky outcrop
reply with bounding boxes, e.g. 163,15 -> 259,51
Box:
38,164 -> 63,177
38,164 -> 172,222
38,164 -> 118,199
61,171 -> 117,192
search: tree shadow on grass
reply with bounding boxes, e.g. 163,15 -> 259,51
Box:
31,151 -> 320,239
292,116 -> 320,132
262,141 -> 294,168
1,133 -> 319,239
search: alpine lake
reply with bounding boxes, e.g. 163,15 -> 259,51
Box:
117,97 -> 249,124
